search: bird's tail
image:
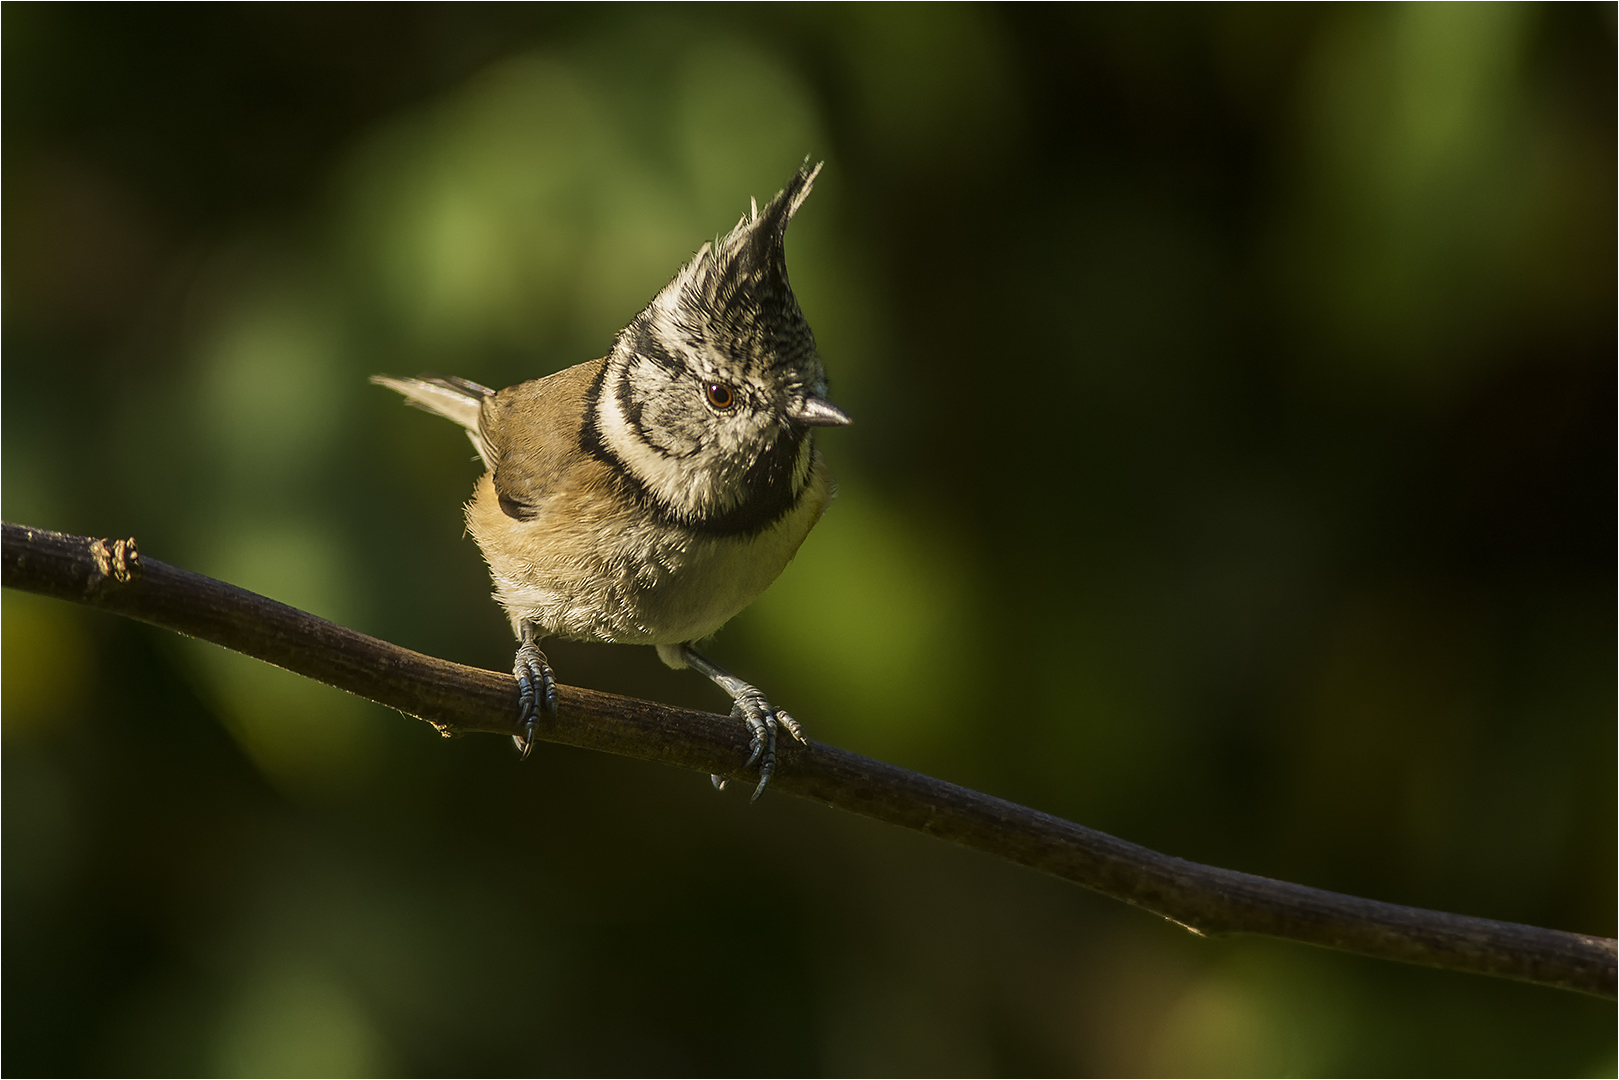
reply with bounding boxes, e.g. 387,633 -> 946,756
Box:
372,374 -> 494,467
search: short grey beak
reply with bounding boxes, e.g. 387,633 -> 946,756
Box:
789,396 -> 852,427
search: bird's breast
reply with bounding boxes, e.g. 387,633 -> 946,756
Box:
465,455 -> 833,645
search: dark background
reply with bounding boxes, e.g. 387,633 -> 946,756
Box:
4,4 -> 1614,1074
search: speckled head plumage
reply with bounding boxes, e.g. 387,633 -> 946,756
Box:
587,161 -> 849,536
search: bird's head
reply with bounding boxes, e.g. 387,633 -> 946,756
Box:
590,161 -> 849,534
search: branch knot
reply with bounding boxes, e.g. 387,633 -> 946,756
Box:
89,536 -> 141,594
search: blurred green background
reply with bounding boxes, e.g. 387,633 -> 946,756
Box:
3,4 -> 1614,1075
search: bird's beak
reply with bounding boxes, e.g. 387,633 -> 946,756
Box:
789,396 -> 852,427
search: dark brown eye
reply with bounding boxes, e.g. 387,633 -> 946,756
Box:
705,382 -> 735,409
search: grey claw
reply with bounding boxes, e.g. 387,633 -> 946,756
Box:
711,774 -> 727,791
730,690 -> 784,800
513,640 -> 556,760
734,695 -> 770,770
750,757 -> 773,803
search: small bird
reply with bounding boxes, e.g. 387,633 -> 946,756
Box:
375,161 -> 847,799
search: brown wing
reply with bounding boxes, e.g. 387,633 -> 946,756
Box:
480,359 -> 606,521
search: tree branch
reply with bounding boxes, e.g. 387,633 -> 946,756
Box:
4,521 -> 1613,999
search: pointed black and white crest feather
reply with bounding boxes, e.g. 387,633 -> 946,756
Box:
638,159 -> 825,398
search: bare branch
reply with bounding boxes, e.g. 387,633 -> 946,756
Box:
4,521 -> 1613,999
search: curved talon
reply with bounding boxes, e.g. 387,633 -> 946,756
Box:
731,691 -> 782,800
711,774 -> 728,791
512,638 -> 556,760
513,672 -> 535,758
735,696 -> 770,770
751,739 -> 776,803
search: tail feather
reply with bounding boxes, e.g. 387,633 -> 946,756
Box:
372,374 -> 494,468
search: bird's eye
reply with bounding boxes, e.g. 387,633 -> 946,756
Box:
705,382 -> 736,410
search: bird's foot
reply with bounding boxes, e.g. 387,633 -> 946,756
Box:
676,644 -> 807,800
725,686 -> 807,802
512,639 -> 556,758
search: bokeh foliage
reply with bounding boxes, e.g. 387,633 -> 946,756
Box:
3,5 -> 1613,1075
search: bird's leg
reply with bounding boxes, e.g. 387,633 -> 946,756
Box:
667,643 -> 807,801
512,621 -> 556,758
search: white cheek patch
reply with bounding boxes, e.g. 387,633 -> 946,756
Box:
597,361 -> 711,519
